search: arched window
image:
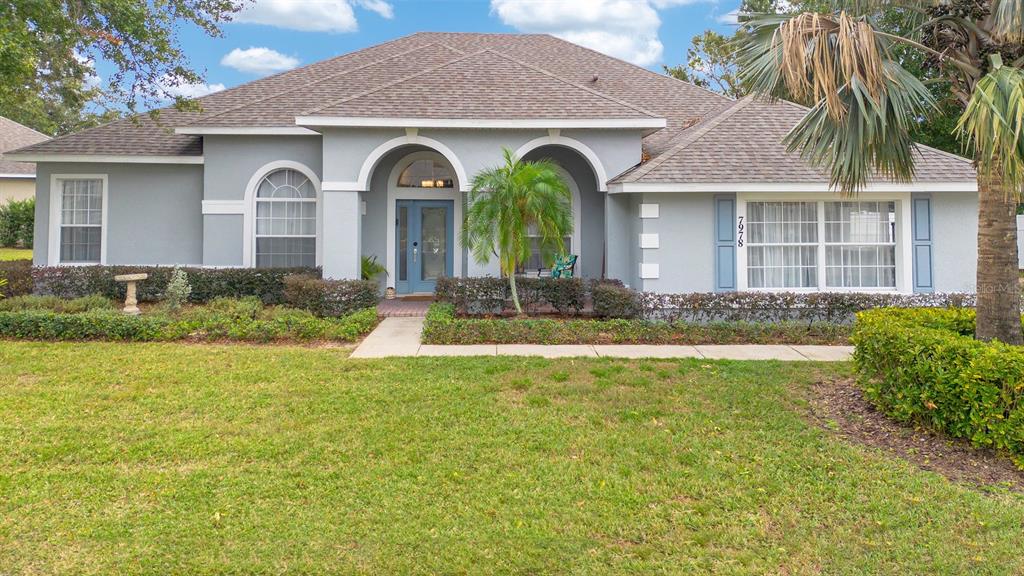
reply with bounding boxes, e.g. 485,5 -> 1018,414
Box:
397,159 -> 454,188
254,168 -> 317,268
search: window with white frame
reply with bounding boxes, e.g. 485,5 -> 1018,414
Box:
254,168 -> 317,268
824,201 -> 897,288
745,199 -> 899,291
746,201 -> 819,288
58,178 -> 104,264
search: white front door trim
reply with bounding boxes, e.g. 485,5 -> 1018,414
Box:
356,134 -> 470,193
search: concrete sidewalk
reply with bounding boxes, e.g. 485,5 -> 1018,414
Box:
351,318 -> 854,361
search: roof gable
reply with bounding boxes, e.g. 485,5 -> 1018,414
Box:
0,116 -> 50,175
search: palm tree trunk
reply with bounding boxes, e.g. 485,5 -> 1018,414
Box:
975,167 -> 1023,344
508,270 -> 523,316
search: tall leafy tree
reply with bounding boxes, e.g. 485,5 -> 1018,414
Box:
736,1 -> 1024,343
463,149 -> 573,316
0,0 -> 247,134
665,30 -> 746,98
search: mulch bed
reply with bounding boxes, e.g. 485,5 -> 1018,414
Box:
807,376 -> 1024,492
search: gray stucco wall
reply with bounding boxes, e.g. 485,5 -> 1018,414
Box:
200,135 -> 322,266
639,193 -> 716,293
34,162 -> 203,266
931,192 -> 979,292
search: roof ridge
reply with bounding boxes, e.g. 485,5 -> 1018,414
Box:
535,34 -> 734,106
300,49 -> 489,116
480,48 -> 664,119
624,97 -> 754,182
183,42 -> 461,127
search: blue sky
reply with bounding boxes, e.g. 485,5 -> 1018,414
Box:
120,0 -> 741,99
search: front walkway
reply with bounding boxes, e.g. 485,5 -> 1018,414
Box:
351,318 -> 854,360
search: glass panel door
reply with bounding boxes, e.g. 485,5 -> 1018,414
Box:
395,200 -> 454,294
420,207 -> 447,283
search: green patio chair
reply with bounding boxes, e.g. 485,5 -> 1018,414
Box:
551,254 -> 578,278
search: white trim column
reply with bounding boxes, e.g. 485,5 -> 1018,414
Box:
322,189 -> 362,279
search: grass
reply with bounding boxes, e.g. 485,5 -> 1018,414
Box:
0,247 -> 31,261
1,343 -> 1023,575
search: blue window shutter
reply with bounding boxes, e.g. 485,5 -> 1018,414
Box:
714,195 -> 736,291
911,194 -> 934,292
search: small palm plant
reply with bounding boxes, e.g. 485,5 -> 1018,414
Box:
463,148 -> 573,315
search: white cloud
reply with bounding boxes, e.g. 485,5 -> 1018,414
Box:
221,47 -> 300,75
235,0 -> 393,33
491,0 -> 709,67
717,8 -> 740,24
158,75 -> 227,99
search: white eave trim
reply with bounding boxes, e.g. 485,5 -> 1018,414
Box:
0,173 -> 35,179
175,126 -> 319,136
295,116 -> 667,130
607,181 -> 978,194
3,153 -> 204,165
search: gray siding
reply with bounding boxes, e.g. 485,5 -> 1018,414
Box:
640,193 -> 716,293
34,162 -> 203,266
203,215 -> 243,267
931,192 -> 978,292
202,135 -> 322,201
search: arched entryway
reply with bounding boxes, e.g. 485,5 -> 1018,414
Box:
519,144 -> 605,279
360,145 -> 463,294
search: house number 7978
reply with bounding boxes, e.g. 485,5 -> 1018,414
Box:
736,216 -> 744,247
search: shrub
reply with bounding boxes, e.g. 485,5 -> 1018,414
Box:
0,260 -> 32,297
0,294 -> 114,314
592,282 -> 643,319
436,276 -> 589,316
517,277 -> 586,315
0,198 -> 34,248
31,265 -> 320,304
282,274 -> 379,317
163,267 -> 192,311
422,303 -> 850,345
0,301 -> 378,343
852,308 -> 1024,466
640,291 -> 979,324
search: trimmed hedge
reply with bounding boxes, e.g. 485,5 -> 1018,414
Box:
435,276 -> 607,316
282,274 -> 379,317
0,260 -> 32,297
0,294 -> 114,314
852,308 -> 1024,467
423,302 -> 850,345
32,265 -> 322,304
0,299 -> 378,343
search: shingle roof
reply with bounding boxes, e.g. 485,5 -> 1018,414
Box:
10,32 -> 974,186
0,116 -> 49,175
611,97 -> 976,184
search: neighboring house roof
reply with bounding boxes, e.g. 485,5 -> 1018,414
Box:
7,32 -> 975,185
0,116 -> 49,176
612,97 -> 976,185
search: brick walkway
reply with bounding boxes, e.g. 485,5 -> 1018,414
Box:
377,298 -> 432,317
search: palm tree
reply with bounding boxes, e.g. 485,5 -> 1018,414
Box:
463,148 -> 573,315
735,2 -> 1024,344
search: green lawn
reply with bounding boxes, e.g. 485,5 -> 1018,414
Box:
0,247 -> 31,261
1,343 -> 1023,575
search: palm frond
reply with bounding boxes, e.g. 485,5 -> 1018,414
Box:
956,55 -> 1024,198
991,0 -> 1024,43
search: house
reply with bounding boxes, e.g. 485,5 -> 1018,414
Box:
6,32 -> 977,295
0,116 -> 49,204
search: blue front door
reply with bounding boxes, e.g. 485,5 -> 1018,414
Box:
395,200 -> 454,294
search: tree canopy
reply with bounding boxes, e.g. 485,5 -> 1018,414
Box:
0,0 -> 246,135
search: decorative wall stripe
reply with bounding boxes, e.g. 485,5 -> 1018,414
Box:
639,203 -> 659,218
639,233 -> 659,249
639,262 -> 660,279
201,200 -> 245,215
